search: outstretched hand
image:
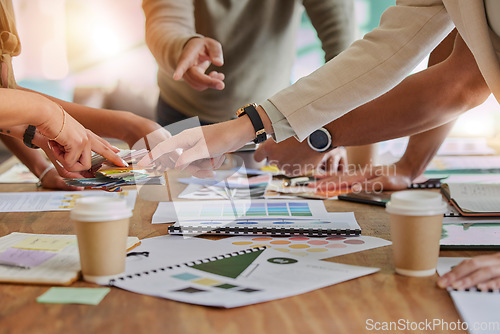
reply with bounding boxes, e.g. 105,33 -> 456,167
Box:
309,161 -> 414,193
255,137 -> 346,176
173,37 -> 225,91
138,119 -> 253,178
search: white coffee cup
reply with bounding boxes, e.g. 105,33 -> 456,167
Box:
386,190 -> 447,277
71,197 -> 133,284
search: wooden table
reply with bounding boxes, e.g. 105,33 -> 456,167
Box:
0,163 -> 493,334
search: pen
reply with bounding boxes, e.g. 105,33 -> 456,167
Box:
0,260 -> 30,269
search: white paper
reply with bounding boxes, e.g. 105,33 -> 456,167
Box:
123,235 -> 247,275
112,247 -> 379,308
440,224 -> 500,248
212,234 -> 391,260
152,199 -> 329,224
0,190 -> 137,212
437,258 -> 500,334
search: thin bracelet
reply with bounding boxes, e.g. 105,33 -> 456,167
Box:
49,105 -> 66,141
37,165 -> 55,187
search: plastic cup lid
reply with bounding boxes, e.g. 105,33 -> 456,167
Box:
385,190 -> 447,216
70,196 -> 133,222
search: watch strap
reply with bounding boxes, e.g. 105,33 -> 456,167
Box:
23,125 -> 39,149
236,103 -> 267,144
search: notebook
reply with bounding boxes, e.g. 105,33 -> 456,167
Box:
440,223 -> 500,250
437,258 -> 500,334
167,212 -> 361,236
441,183 -> 500,217
110,246 -> 378,308
0,232 -> 140,285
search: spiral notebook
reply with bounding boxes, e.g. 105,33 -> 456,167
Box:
167,212 -> 361,236
437,258 -> 500,334
110,246 -> 378,308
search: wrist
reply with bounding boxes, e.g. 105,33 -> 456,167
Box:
394,158 -> 422,181
36,102 -> 65,140
37,165 -> 55,188
234,116 -> 258,146
255,105 -> 274,135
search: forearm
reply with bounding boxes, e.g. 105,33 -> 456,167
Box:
16,87 -> 161,147
266,0 -> 453,141
0,88 -> 62,135
142,0 -> 200,74
0,135 -> 51,178
327,33 -> 490,147
397,121 -> 456,180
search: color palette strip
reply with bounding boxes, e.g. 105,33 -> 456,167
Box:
177,201 -> 313,218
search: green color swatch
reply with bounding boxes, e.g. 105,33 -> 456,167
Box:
191,249 -> 265,279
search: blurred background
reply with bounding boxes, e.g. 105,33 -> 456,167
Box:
4,0 -> 500,160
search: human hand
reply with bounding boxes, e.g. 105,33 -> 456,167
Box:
123,116 -> 171,149
38,166 -> 84,191
173,37 -> 225,91
138,118 -> 253,178
36,140 -> 96,190
254,137 -> 346,177
437,253 -> 500,291
310,160 -> 414,193
36,111 -> 125,171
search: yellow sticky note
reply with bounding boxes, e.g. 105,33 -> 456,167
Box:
13,237 -> 73,252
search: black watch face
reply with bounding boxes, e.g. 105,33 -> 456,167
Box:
309,130 -> 329,150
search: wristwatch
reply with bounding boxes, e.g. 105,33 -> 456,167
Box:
23,125 -> 39,149
307,127 -> 334,152
236,103 -> 267,144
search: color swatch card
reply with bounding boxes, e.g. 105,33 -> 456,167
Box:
152,199 -> 329,224
213,234 -> 391,260
0,190 -> 136,212
437,258 -> 500,334
167,212 -> 362,236
111,247 -> 379,308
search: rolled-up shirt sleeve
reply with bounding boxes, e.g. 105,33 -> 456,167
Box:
142,0 -> 202,76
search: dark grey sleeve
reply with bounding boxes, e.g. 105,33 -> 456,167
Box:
303,0 -> 356,62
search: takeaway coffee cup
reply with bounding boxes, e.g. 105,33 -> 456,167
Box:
386,190 -> 447,277
71,197 -> 133,284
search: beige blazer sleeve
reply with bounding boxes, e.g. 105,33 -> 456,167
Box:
266,0 -> 454,142
142,0 -> 202,76
444,0 -> 500,104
